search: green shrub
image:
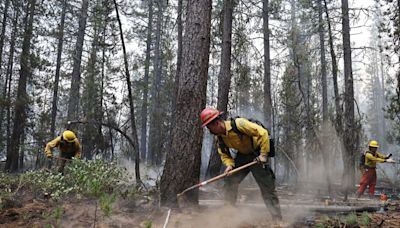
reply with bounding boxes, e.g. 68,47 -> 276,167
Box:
361,212 -> 371,226
22,170 -> 72,200
99,193 -> 117,217
343,213 -> 358,226
66,159 -> 127,196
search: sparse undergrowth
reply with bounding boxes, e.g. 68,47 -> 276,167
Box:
316,212 -> 371,227
0,159 -> 137,216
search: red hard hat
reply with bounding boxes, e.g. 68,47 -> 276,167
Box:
200,108 -> 222,127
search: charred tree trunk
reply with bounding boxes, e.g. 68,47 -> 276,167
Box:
113,0 -> 141,183
207,0 -> 234,178
5,0 -> 36,172
67,0 -> 89,121
140,0 -> 153,162
341,0 -> 356,201
50,0 -> 67,137
160,0 -> 212,207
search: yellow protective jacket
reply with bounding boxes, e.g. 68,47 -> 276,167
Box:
45,136 -> 81,158
364,151 -> 386,168
217,118 -> 270,167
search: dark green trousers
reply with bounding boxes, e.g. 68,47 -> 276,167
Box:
224,153 -> 282,219
58,151 -> 75,175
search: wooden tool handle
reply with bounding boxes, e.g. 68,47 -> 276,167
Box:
177,160 -> 258,197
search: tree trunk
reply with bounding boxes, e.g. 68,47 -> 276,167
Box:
324,0 -> 342,133
0,0 -> 11,78
167,0 -> 184,164
50,0 -> 67,138
82,6 -> 102,160
160,0 -> 212,207
318,0 -> 331,197
341,0 -> 356,201
263,0 -> 272,130
148,0 -> 164,165
67,0 -> 89,121
4,6 -> 18,162
5,0 -> 36,172
113,0 -> 141,183
207,0 -> 234,178
140,0 -> 153,162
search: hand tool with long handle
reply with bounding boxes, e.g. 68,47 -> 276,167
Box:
51,156 -> 72,161
177,160 -> 258,197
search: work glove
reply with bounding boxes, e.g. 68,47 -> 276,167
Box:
224,165 -> 234,175
46,153 -> 53,159
256,154 -> 268,163
386,158 -> 397,163
386,154 -> 392,159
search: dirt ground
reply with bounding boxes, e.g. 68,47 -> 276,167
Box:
1,187 -> 400,227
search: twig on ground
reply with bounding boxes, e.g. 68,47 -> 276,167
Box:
163,209 -> 171,228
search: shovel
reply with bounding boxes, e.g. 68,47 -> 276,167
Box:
177,160 -> 258,198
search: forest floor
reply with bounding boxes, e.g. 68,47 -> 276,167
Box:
1,185 -> 400,227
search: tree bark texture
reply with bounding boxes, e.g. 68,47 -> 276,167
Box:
160,0 -> 212,207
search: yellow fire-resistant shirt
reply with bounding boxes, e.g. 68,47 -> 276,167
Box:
364,151 -> 386,168
45,136 -> 81,158
217,118 -> 270,167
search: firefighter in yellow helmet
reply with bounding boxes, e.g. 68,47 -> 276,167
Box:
45,130 -> 81,174
356,140 -> 396,198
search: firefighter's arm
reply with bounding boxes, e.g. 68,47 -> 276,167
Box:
45,136 -> 61,158
74,139 -> 82,159
216,140 -> 234,167
376,152 -> 387,159
235,118 -> 270,156
365,153 -> 386,163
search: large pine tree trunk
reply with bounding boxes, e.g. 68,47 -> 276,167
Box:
207,0 -> 234,178
160,0 -> 212,207
113,0 -> 141,183
5,0 -> 36,172
140,0 -> 154,162
50,0 -> 67,137
67,0 -> 89,121
341,0 -> 356,201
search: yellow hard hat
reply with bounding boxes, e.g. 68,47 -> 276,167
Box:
62,130 -> 76,143
368,140 -> 379,148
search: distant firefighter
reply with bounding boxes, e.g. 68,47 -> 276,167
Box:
45,130 -> 81,174
357,140 -> 396,198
